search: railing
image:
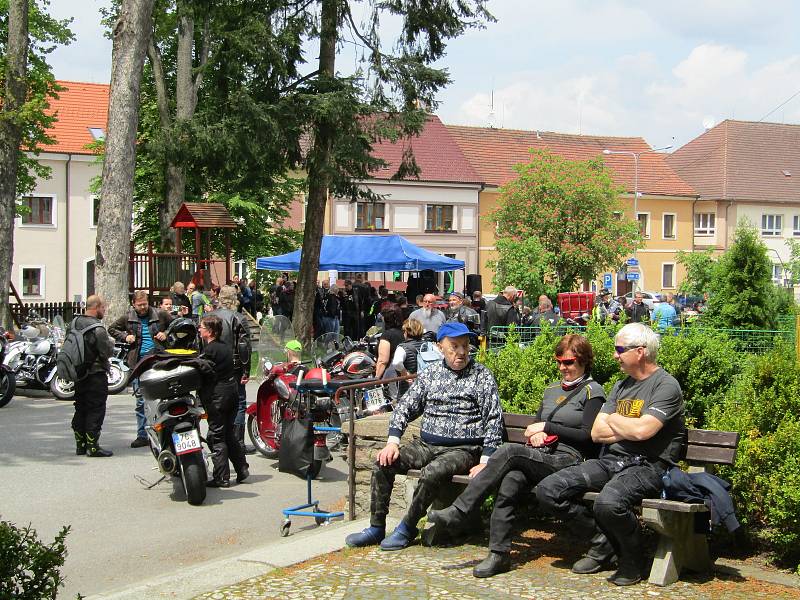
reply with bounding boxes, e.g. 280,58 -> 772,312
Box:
9,301 -> 83,324
128,241 -> 229,295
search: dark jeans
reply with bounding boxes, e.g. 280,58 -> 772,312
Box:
206,379 -> 248,482
71,372 -> 109,435
452,444 -> 579,553
234,378 -> 246,427
370,438 -> 481,530
536,455 -> 664,566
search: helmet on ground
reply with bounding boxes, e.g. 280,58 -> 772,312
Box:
342,351 -> 376,377
166,318 -> 198,350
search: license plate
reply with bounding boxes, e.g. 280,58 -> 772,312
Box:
365,387 -> 386,409
172,430 -> 201,455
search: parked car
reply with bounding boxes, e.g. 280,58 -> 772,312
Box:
623,291 -> 660,310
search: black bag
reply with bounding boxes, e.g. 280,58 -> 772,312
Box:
278,414 -> 314,479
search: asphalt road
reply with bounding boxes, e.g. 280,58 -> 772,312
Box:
0,383 -> 349,599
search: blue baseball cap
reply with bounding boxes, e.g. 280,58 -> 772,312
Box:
436,322 -> 472,341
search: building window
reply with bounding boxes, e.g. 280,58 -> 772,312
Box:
772,264 -> 784,284
340,272 -> 368,282
426,204 -> 454,231
636,212 -> 650,238
233,260 -> 248,280
21,267 -> 43,297
90,196 -> 100,228
356,202 -> 386,230
761,214 -> 783,237
20,195 -> 55,226
793,215 -> 800,237
694,212 -> 715,235
662,213 -> 676,239
662,263 -> 675,289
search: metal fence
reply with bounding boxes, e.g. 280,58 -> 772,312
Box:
487,319 -> 797,354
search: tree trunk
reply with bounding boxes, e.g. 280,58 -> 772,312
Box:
293,0 -> 338,348
0,0 -> 29,329
95,0 -> 155,324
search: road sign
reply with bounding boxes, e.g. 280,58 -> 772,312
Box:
626,257 -> 639,267
603,273 -> 613,289
626,272 -> 640,281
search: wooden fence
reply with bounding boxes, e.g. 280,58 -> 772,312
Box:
9,301 -> 83,325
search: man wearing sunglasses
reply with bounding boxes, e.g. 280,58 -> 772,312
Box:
536,322 -> 685,586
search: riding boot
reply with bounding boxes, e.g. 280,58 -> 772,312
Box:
235,423 -> 254,455
73,430 -> 86,456
86,432 -> 114,457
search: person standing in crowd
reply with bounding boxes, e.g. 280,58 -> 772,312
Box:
375,306 -> 405,379
171,282 -> 191,316
239,277 -> 254,315
250,280 -> 264,317
397,295 -> 414,321
71,295 -> 115,458
269,277 -> 284,317
409,293 -> 446,336
278,281 -> 296,322
109,291 -> 173,448
594,288 -> 622,323
159,295 -> 176,317
320,284 -> 341,335
390,318 -> 425,398
188,283 -> 211,319
531,295 -> 559,327
198,314 -> 249,487
471,290 -> 487,314
625,291 -> 649,323
446,292 -> 479,331
214,286 -> 253,455
486,286 -> 519,344
428,334 -> 605,577
340,280 -> 358,338
345,322 -> 503,551
651,294 -> 677,332
536,323 -> 685,586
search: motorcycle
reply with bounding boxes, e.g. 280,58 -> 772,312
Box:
3,315 -> 65,398
0,325 -> 15,408
135,352 -> 209,506
51,342 -> 131,399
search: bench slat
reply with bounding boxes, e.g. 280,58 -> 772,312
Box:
506,429 -> 530,444
687,429 -> 739,448
685,445 -> 737,465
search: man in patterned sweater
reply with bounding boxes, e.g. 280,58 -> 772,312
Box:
346,322 -> 503,551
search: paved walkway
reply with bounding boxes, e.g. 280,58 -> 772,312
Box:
192,521 -> 800,600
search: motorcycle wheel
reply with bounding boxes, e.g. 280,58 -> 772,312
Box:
0,371 -> 15,408
179,451 -> 207,506
107,363 -> 129,394
50,376 -> 75,400
248,413 -> 279,458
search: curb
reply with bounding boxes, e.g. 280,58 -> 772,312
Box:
88,517 -> 393,600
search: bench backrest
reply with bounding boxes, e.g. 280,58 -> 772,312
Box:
502,413 -> 739,466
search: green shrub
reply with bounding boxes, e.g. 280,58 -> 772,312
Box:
0,521 -> 71,599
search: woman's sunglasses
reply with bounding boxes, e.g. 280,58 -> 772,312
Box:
554,356 -> 577,365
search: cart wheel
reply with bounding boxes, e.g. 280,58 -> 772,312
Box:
280,521 -> 291,537
315,516 -> 327,526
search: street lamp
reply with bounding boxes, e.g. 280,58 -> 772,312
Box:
602,145 -> 672,290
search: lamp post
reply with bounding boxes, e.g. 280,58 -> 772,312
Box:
602,145 -> 672,291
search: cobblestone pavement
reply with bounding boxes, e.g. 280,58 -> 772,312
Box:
195,527 -> 800,600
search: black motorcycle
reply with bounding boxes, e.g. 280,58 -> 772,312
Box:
136,354 -> 209,506
0,325 -> 15,408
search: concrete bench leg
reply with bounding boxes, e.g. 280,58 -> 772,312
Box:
642,507 -> 712,586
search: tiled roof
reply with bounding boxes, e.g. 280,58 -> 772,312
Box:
446,125 -> 696,197
368,114 -> 482,184
40,80 -> 109,154
666,119 -> 800,202
170,203 -> 238,229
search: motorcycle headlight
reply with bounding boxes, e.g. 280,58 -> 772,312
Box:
262,359 -> 273,375
274,377 -> 291,400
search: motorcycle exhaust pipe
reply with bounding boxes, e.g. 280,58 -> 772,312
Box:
157,450 -> 177,475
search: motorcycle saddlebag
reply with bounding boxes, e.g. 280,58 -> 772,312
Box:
139,364 -> 201,400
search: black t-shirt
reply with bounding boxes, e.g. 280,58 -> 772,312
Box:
601,368 -> 685,465
381,327 -> 404,365
200,339 -> 234,382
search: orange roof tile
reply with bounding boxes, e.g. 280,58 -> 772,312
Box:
40,80 -> 109,155
446,124 -> 696,197
666,119 -> 800,203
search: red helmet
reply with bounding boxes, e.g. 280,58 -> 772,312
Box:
342,351 -> 376,377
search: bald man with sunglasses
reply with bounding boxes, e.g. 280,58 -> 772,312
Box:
536,322 -> 685,587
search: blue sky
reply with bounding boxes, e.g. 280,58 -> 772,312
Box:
49,0 -> 800,149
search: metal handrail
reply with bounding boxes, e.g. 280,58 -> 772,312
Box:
332,373 -> 418,521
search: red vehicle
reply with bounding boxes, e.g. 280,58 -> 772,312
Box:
557,292 -> 595,322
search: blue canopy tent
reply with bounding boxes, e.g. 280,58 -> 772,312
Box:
255,234 -> 465,273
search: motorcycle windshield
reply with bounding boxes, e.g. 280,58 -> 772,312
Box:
313,332 -> 347,367
255,315 -> 296,378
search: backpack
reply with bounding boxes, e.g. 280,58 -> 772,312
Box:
56,318 -> 104,383
416,341 -> 444,372
220,311 -> 251,374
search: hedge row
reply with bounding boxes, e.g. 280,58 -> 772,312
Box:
479,322 -> 800,571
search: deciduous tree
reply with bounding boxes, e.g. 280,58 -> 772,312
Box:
676,248 -> 717,296
489,149 -> 640,293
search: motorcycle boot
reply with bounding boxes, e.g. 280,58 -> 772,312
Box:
85,432 -> 114,457
73,430 -> 87,456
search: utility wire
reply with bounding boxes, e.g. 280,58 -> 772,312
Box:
758,87 -> 800,122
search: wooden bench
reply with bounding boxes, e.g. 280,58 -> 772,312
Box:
407,413 -> 740,587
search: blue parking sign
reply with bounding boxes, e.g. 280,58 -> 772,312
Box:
603,273 -> 613,289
